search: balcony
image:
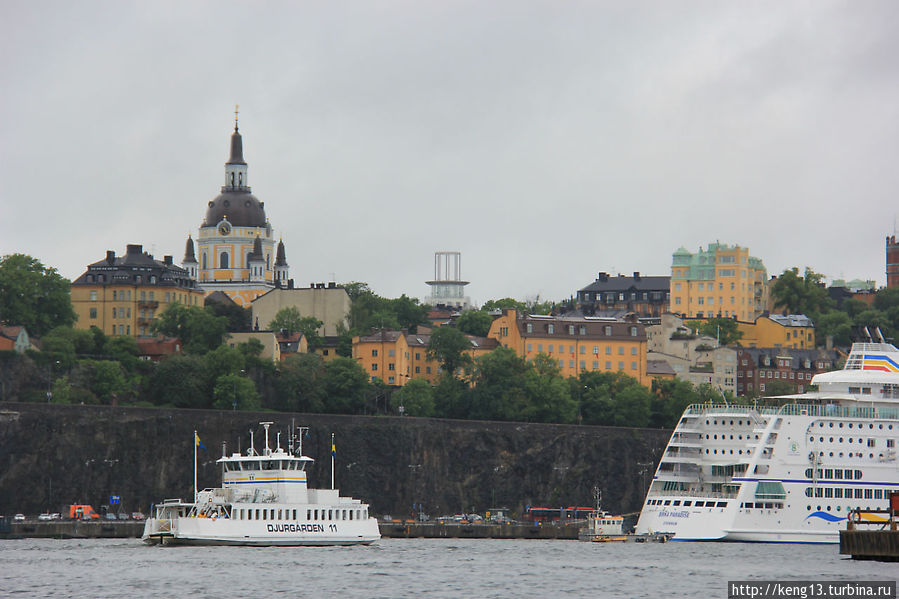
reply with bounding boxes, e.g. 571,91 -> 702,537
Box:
138,300 -> 159,308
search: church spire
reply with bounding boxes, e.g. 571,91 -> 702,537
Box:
224,107 -> 248,189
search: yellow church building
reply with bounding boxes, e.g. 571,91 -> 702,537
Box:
183,112 -> 289,307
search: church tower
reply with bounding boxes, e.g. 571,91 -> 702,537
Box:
192,108 -> 289,306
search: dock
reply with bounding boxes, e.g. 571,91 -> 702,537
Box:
1,518 -> 585,541
1,519 -> 144,539
377,521 -> 581,539
839,496 -> 899,562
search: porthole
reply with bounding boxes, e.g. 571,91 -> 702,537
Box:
223,199 -> 230,207
829,423 -> 833,428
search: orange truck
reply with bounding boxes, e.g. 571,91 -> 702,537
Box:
69,505 -> 100,520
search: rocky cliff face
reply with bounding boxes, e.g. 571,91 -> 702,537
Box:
0,403 -> 670,518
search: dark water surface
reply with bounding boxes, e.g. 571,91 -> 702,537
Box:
1,538 -> 894,598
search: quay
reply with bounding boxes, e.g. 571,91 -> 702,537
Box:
377,521 -> 581,540
1,519 -> 144,539
839,496 -> 899,562
0,518 -> 582,540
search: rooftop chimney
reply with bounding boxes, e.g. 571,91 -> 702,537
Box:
126,244 -> 142,255
106,250 -> 115,265
163,255 -> 173,265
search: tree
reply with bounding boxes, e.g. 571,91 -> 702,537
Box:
0,254 -> 76,336
321,357 -> 370,414
521,354 -> 575,423
686,317 -> 743,346
771,267 -> 832,316
391,378 -> 435,417
815,311 -> 852,347
145,354 -> 211,408
469,347 -> 531,421
275,353 -> 326,413
457,310 -> 493,337
205,298 -> 251,332
151,303 -> 228,354
392,294 -> 429,332
212,373 -> 260,411
427,326 -> 473,378
268,307 -> 303,335
480,298 -> 528,314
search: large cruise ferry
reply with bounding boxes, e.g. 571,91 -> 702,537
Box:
142,423 -> 380,546
635,342 -> 899,543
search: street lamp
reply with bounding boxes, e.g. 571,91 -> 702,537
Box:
46,360 -> 59,403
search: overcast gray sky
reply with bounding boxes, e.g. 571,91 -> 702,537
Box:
2,1 -> 898,306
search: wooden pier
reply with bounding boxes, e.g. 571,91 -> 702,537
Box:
839,494 -> 899,561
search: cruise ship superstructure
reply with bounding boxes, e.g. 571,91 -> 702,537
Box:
635,342 -> 899,543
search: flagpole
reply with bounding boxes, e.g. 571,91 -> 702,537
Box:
194,430 -> 198,504
331,432 -> 335,490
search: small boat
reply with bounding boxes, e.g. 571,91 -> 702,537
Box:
578,510 -> 626,542
142,422 -> 380,546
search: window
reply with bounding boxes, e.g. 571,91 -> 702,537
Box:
371,349 -> 378,357
89,308 -> 97,318
220,252 -> 229,269
371,364 -> 378,371
568,325 -> 575,335
388,349 -> 395,357
548,324 -> 554,334
579,326 -> 586,335
90,290 -> 98,301
604,326 -> 612,336
388,363 -> 395,371
527,323 -> 533,333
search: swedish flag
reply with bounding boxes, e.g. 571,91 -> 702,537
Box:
195,432 -> 207,451
331,441 -> 336,459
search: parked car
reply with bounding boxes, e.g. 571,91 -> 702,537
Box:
38,513 -> 52,521
130,512 -> 145,521
50,513 -> 61,520
104,513 -> 117,521
13,514 -> 25,522
117,513 -> 129,520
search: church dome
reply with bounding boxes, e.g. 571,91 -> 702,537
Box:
203,190 -> 267,228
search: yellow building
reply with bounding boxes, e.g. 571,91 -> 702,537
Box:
486,310 -> 650,386
737,314 -> 815,349
184,113 -> 290,307
71,244 -> 205,337
670,242 -> 767,321
352,329 -> 497,386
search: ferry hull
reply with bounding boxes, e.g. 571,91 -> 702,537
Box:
142,517 -> 380,547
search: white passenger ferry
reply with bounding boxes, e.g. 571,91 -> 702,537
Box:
142,423 -> 380,546
635,342 -> 899,544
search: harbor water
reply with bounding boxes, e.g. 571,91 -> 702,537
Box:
1,538 -> 894,598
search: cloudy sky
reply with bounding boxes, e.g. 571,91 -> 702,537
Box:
2,1 -> 898,306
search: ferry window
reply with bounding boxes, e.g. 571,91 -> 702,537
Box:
694,501 -> 704,507
314,509 -> 318,520
683,501 -> 692,506
855,489 -> 863,499
855,470 -> 862,480
805,488 -> 813,497
329,510 -> 333,520
875,490 -> 883,499
278,509 -> 282,519
844,469 -> 853,479
825,469 -> 833,478
262,510 -> 267,520
867,439 -> 875,447
864,489 -> 873,499
834,489 -> 842,498
270,509 -> 275,520
672,501 -> 681,506
293,510 -> 297,520
307,509 -> 311,520
814,488 -> 823,497
349,511 -> 353,520
845,488 -> 852,498
824,488 -> 833,498
805,468 -> 813,478
834,470 -> 843,479
716,502 -> 727,507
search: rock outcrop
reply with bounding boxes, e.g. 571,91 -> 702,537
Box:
0,403 -> 669,518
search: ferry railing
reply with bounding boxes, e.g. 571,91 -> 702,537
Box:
685,403 -> 899,421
